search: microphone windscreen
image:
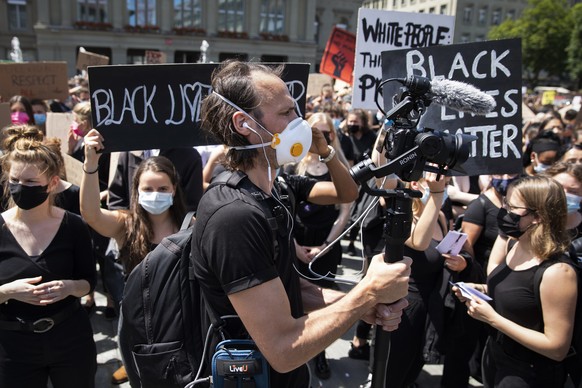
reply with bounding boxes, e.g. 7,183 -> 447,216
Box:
429,79 -> 496,115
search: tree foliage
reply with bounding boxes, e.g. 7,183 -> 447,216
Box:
488,0 -> 572,86
566,3 -> 582,89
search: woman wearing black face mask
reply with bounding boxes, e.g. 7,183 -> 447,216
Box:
463,174 -> 520,270
0,125 -> 97,387
454,176 -> 577,387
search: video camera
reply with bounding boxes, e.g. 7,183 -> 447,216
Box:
350,75 -> 478,192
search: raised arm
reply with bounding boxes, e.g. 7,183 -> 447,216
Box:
80,129 -> 126,244
306,127 -> 359,204
406,172 -> 446,251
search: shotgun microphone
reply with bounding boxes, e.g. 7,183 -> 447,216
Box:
397,75 -> 496,115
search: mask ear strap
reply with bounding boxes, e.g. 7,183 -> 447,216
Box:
212,91 -> 274,185
212,91 -> 272,136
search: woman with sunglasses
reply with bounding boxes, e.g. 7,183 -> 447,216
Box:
454,175 -> 577,387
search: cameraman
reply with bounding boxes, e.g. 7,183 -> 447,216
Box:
192,61 -> 411,387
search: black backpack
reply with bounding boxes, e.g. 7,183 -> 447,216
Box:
118,211 -> 201,388
533,252 -> 582,388
119,171 -> 294,388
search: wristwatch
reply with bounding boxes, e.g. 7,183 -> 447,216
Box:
319,145 -> 336,163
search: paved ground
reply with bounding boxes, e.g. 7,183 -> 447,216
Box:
90,239 -> 485,388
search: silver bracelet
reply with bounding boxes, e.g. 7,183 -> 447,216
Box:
319,145 -> 336,163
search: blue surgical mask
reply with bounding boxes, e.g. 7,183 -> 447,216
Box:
491,177 -> 518,197
534,162 -> 552,174
420,186 -> 448,207
420,186 -> 430,205
138,191 -> 173,215
332,118 -> 341,129
566,192 -> 582,213
33,113 -> 46,125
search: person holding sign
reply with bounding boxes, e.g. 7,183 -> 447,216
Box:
0,125 -> 97,387
454,176 -> 576,387
192,60 -> 411,388
80,129 -> 188,384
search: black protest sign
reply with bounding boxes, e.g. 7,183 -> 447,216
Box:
381,38 -> 522,175
88,63 -> 310,152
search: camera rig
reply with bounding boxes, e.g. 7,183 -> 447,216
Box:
349,75 -> 478,388
350,75 -> 477,191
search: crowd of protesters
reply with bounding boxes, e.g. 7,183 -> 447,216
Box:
0,67 -> 580,388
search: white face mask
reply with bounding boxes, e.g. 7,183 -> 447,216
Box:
138,191 -> 173,215
268,117 -> 312,165
213,91 -> 312,167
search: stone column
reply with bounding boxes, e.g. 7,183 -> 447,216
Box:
305,0 -> 317,43
59,0 -> 72,28
206,1 -> 217,35
288,0 -> 299,41
35,0 -> 50,28
111,1 -> 124,30
159,0 -> 172,33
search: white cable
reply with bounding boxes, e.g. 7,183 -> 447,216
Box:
300,177 -> 388,285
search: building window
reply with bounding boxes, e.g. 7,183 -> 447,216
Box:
127,48 -> 147,64
429,7 -> 435,13
174,50 -> 200,63
463,6 -> 472,24
314,15 -> 320,42
492,9 -> 501,25
261,54 -> 287,62
506,9 -> 515,20
478,7 -> 487,25
78,0 -> 108,22
127,0 -> 157,26
475,35 -> 485,42
218,0 -> 245,33
260,0 -> 285,34
460,34 -> 470,43
440,4 -> 447,14
174,0 -> 202,28
8,0 -> 27,30
219,52 -> 248,61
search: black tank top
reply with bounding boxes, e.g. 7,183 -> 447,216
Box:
488,261 -> 543,332
405,217 -> 447,298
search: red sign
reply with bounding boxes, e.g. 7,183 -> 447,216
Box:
320,27 -> 356,85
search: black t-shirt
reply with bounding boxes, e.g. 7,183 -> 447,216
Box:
463,194 -> 500,267
0,211 -> 96,320
350,130 -> 377,163
293,171 -> 339,231
192,172 -> 315,388
338,132 -> 355,163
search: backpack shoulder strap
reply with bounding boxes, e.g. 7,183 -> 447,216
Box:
180,211 -> 196,231
208,170 -> 279,235
274,175 -> 296,217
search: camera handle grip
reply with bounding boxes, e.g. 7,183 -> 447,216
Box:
372,194 -> 413,388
